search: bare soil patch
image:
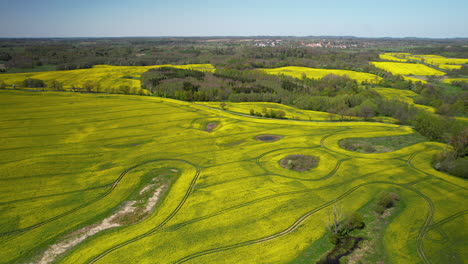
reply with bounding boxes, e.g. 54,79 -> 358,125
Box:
205,122 -> 218,132
279,154 -> 320,171
255,134 -> 283,142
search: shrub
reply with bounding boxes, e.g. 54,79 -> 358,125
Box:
448,157 -> 468,178
279,155 -> 320,171
23,78 -> 45,88
344,212 -> 365,230
374,192 -> 400,214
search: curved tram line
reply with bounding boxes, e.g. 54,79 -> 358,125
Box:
0,159 -> 199,239
3,110 -> 449,264
87,153 -> 436,264
172,181 -> 434,264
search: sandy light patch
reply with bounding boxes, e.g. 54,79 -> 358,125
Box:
35,182 -> 166,264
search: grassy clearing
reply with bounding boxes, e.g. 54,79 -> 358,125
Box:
262,66 -> 382,83
0,90 -> 466,264
339,133 -> 426,153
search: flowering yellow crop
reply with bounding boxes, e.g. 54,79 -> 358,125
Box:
263,66 -> 382,83
371,61 -> 445,76
0,88 -> 466,264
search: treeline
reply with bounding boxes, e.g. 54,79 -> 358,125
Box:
0,39 -> 207,72
375,71 -> 467,117
410,45 -> 468,59
249,108 -> 286,119
0,38 -> 388,77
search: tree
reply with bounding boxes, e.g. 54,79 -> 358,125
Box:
47,80 -> 64,91
23,78 -> 45,88
83,80 -> 94,92
327,205 -> 344,244
220,102 -> 227,110
119,85 -> 132,94
412,111 -> 446,141
277,110 -> 286,119
449,126 -> 468,158
344,212 -> 365,230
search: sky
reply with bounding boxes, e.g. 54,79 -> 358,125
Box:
0,0 -> 467,38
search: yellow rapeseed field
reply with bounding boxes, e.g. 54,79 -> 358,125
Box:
379,53 -> 409,62
0,90 -> 466,264
373,87 -> 435,112
371,62 -> 445,76
438,64 -> 462,70
0,64 -> 215,91
262,66 -> 382,83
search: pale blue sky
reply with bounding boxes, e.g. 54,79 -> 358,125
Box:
0,0 -> 467,38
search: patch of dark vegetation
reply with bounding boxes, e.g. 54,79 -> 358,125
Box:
249,107 -> 286,119
432,127 -> 468,178
23,78 -> 45,88
320,206 -> 366,264
339,133 -> 426,153
121,75 -> 139,80
255,134 -> 283,142
317,236 -> 364,264
279,154 -> 320,171
205,122 -> 218,132
141,66 -> 205,92
374,191 -> 400,215
433,155 -> 468,178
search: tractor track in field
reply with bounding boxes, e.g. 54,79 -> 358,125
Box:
0,115 -> 201,140
173,181 -> 435,264
402,148 -> 468,191
0,106 -> 168,122
164,164 -> 415,232
429,210 -> 468,229
192,103 -> 407,127
86,162 -> 413,264
255,149 -> 350,182
0,159 -> 199,238
0,110 -> 198,131
1,95 -> 455,264
0,184 -> 110,206
0,133 -> 159,152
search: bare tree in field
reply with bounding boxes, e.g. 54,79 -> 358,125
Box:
327,204 -> 343,235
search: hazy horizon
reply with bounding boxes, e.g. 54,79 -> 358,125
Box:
1,0 -> 467,38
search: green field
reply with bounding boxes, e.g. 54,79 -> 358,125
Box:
262,66 -> 382,83
0,90 -> 466,264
